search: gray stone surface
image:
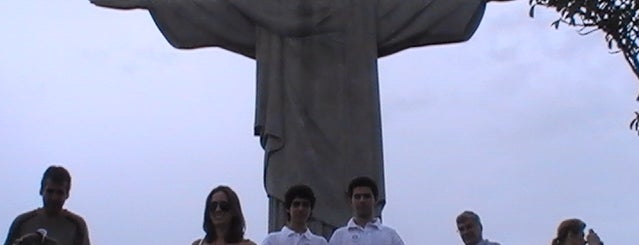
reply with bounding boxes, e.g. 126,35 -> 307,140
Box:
91,0 -> 488,239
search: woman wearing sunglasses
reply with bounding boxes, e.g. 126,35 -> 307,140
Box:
193,186 -> 256,245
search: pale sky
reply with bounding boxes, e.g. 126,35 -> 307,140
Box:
1,1 -> 638,245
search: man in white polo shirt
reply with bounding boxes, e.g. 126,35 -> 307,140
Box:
262,185 -> 328,245
328,176 -> 404,245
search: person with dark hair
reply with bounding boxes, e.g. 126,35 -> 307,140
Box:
328,176 -> 403,245
456,211 -> 500,245
261,184 -> 327,245
192,186 -> 256,245
90,0 -> 514,238
552,219 -> 604,245
4,165 -> 91,245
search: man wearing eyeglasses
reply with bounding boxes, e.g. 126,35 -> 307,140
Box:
262,185 -> 328,245
328,176 -> 404,245
4,166 -> 91,245
456,211 -> 500,245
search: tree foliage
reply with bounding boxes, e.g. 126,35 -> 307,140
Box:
529,0 -> 639,135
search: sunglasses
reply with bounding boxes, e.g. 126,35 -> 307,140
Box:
209,201 -> 231,212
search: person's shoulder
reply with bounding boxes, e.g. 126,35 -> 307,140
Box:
266,230 -> 284,236
485,240 -> 501,245
263,231 -> 282,240
62,209 -> 86,219
333,226 -> 349,233
378,222 -> 398,232
191,238 -> 203,245
329,226 -> 349,240
377,223 -> 402,238
11,208 -> 41,224
308,233 -> 328,243
335,225 -> 351,234
309,231 -> 326,238
61,209 -> 88,226
240,239 -> 257,245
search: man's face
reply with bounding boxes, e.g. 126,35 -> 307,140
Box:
40,179 -> 69,211
287,197 -> 312,224
350,186 -> 375,219
457,219 -> 482,245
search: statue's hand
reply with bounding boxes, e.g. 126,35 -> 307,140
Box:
90,0 -> 148,10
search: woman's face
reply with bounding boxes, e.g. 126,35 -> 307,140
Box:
209,191 -> 233,227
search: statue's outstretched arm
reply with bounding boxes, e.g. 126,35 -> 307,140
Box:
90,0 -> 148,10
377,0 -> 488,57
90,0 -> 257,58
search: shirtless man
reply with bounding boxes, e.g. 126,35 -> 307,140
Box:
4,166 -> 91,245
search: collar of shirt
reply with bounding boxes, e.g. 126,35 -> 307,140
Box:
281,225 -> 312,239
477,239 -> 500,245
346,217 -> 382,230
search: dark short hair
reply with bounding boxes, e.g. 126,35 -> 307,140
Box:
39,166 -> 71,194
552,219 -> 586,245
284,184 -> 316,209
347,176 -> 379,200
456,211 -> 483,228
284,184 -> 316,221
202,186 -> 246,243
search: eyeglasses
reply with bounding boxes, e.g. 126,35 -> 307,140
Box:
291,200 -> 311,208
209,201 -> 231,212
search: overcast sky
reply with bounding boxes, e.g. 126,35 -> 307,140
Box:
1,1 -> 637,245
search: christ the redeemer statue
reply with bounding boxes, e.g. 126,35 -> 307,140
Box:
91,0 -> 510,238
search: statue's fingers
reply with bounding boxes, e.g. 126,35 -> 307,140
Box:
90,0 -> 139,9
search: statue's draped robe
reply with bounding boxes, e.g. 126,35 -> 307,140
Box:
148,0 -> 486,236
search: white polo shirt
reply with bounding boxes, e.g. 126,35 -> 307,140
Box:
262,226 -> 328,245
477,239 -> 501,245
328,218 -> 404,245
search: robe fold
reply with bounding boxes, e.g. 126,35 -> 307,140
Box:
147,0 -> 486,233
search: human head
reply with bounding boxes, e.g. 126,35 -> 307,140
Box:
39,166 -> 71,212
552,219 -> 587,245
456,211 -> 483,245
347,176 -> 378,220
202,186 -> 246,243
284,184 -> 316,223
